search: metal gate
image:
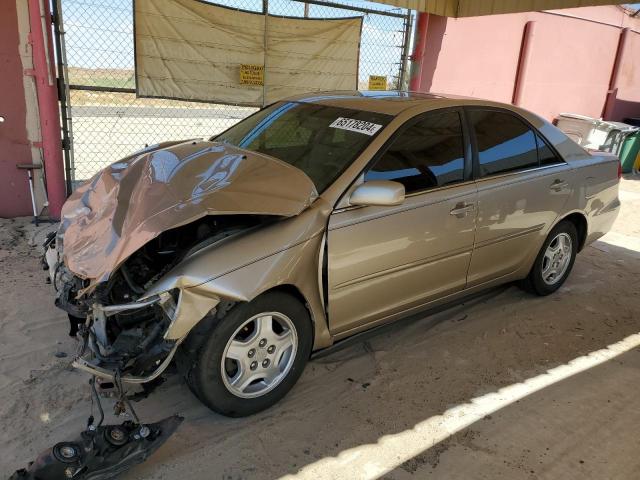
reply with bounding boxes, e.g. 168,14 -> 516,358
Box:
52,0 -> 412,184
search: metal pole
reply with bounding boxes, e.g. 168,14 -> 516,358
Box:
52,0 -> 74,196
408,11 -> 429,91
398,10 -> 413,90
27,0 -> 66,219
262,0 -> 269,107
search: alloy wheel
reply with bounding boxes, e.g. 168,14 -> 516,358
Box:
541,232 -> 572,286
220,312 -> 298,398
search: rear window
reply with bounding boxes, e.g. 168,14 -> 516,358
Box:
214,102 -> 392,192
469,110 -> 539,177
469,109 -> 565,176
536,133 -> 563,166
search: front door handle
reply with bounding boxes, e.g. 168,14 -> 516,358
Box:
549,179 -> 569,191
450,202 -> 475,218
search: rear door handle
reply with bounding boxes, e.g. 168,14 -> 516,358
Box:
450,202 -> 475,217
549,179 -> 569,191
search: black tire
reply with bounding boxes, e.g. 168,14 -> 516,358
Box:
521,220 -> 578,296
179,291 -> 312,417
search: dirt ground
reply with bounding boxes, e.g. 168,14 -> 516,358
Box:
1,178 -> 639,479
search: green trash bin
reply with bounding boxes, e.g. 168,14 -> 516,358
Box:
620,132 -> 640,173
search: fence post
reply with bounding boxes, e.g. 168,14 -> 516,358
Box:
398,10 -> 413,90
263,0 -> 269,107
408,11 -> 429,91
52,0 -> 74,195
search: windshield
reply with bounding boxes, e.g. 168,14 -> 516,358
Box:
214,102 -> 392,192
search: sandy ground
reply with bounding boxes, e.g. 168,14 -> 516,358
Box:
1,178 -> 639,479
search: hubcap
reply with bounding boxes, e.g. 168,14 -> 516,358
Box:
541,232 -> 572,286
221,312 -> 298,398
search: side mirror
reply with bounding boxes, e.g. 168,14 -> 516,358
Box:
349,180 -> 405,207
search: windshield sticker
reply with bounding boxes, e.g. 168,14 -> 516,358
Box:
329,117 -> 383,136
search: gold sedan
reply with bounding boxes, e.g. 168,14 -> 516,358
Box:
46,91 -> 621,416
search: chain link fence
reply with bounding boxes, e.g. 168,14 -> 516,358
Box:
58,0 -> 411,181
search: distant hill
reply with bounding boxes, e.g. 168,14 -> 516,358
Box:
68,67 -> 135,89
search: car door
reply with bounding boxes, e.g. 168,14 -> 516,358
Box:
326,108 -> 477,335
465,108 -> 573,286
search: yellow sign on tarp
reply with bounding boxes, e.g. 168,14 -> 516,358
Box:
368,75 -> 387,91
240,64 -> 264,86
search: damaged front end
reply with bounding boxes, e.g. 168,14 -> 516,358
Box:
43,140 -> 315,386
23,139 -> 317,477
44,215 -> 267,388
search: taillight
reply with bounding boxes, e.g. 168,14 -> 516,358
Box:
618,161 -> 623,180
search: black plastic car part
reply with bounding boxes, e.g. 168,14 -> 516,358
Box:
9,415 -> 183,480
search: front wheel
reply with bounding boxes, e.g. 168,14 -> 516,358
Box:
521,220 -> 578,296
183,291 -> 312,417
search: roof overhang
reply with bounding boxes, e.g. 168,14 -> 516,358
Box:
374,0 -> 629,17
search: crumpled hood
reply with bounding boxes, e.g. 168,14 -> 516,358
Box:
60,140 -> 317,285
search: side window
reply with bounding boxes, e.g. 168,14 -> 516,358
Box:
470,110 -> 538,177
536,133 -> 563,166
365,111 -> 465,193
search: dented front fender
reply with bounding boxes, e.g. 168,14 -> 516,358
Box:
144,202 -> 333,348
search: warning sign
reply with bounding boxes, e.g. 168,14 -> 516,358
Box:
368,75 -> 387,91
240,64 -> 264,86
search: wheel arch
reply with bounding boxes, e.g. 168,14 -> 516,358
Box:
258,284 -> 316,352
519,210 -> 588,281
556,211 -> 588,252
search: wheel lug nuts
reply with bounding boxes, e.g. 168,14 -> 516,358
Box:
250,361 -> 258,370
248,349 -> 255,358
259,338 -> 267,347
262,359 -> 270,368
267,345 -> 275,354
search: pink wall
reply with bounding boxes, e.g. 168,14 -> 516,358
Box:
608,29 -> 640,121
0,1 -> 32,217
419,6 -> 640,123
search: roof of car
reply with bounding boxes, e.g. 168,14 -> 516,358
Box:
284,90 -> 491,116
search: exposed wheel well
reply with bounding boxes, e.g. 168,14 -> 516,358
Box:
266,284 -> 308,307
560,213 -> 588,252
263,284 -> 315,346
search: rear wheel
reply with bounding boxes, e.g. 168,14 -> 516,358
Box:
521,220 -> 578,296
182,291 -> 312,417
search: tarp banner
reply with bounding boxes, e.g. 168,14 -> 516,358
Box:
134,0 -> 362,106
